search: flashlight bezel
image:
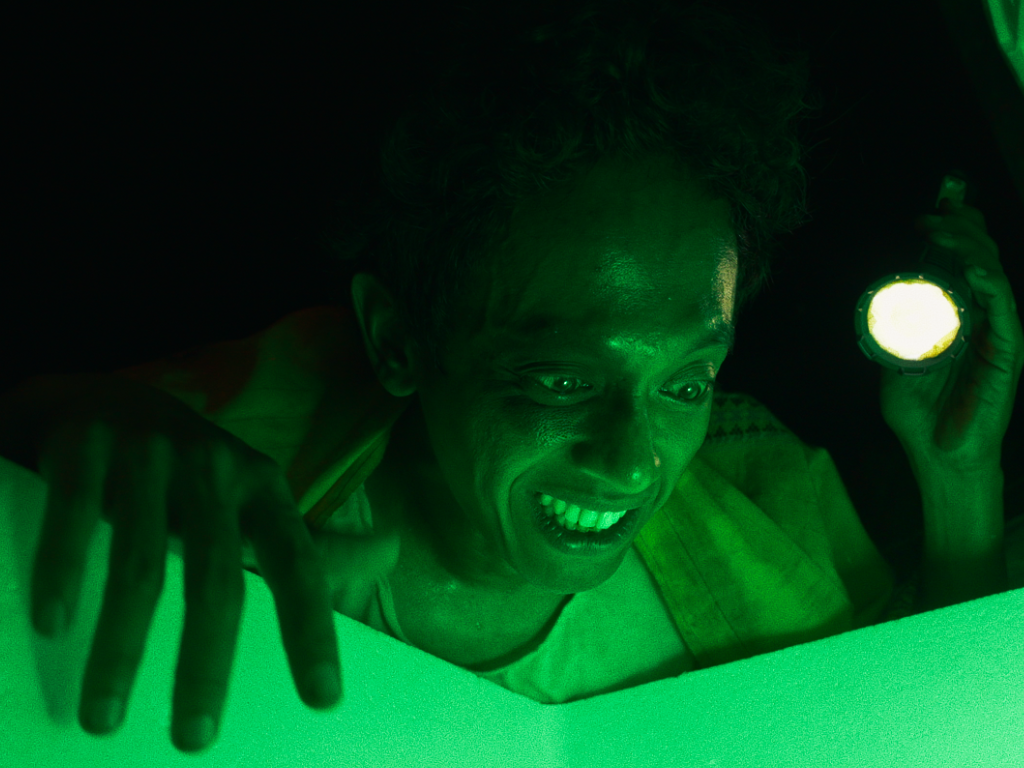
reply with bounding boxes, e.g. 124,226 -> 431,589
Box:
854,264 -> 973,376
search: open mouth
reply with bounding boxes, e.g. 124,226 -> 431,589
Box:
539,493 -> 631,532
531,492 -> 641,554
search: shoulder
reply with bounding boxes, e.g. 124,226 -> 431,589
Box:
705,390 -> 793,445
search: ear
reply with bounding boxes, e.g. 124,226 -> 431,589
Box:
350,273 -> 418,398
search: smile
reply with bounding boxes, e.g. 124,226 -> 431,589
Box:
528,489 -> 642,556
537,493 -> 629,532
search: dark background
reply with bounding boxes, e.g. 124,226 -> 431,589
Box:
8,1 -> 1023,583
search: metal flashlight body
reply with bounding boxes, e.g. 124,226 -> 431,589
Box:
854,171 -> 978,376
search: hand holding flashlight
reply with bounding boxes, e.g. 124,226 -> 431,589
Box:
880,194 -> 1023,474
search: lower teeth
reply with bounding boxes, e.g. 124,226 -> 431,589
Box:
558,518 -> 597,533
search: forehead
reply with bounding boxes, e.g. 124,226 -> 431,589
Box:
465,155 -> 738,356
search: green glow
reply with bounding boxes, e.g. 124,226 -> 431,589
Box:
984,0 -> 1023,93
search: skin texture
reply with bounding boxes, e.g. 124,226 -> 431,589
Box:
351,152 -> 738,611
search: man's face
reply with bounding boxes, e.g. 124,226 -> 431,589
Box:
352,153 -> 738,600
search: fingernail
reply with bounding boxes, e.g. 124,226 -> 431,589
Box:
305,663 -> 341,705
38,600 -> 67,636
973,266 -> 988,277
177,715 -> 216,751
85,696 -> 124,732
929,231 -> 956,246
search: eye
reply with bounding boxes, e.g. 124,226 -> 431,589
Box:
529,374 -> 715,406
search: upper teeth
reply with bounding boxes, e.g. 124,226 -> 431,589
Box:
538,493 -> 628,528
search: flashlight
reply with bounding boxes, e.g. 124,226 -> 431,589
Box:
854,170 -> 977,376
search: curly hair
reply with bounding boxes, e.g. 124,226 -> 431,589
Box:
316,0 -> 825,375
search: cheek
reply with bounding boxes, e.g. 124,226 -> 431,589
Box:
421,396 -> 535,498
499,399 -> 584,452
452,405 -> 561,511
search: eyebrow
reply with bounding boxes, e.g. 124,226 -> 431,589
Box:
689,323 -> 736,355
502,319 -> 736,358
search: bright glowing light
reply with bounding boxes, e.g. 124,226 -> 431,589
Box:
867,278 -> 961,361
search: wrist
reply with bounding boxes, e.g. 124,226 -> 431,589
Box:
919,467 -> 1004,542
899,439 -> 1002,488
915,466 -> 1008,613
